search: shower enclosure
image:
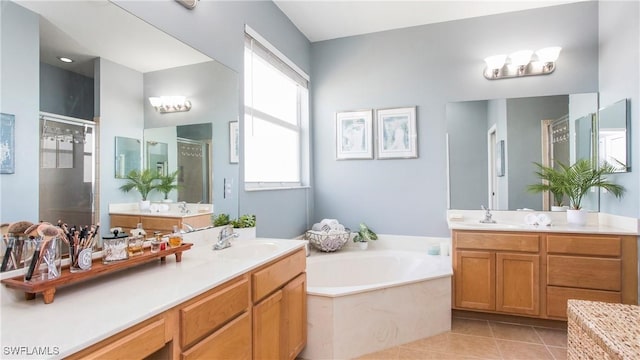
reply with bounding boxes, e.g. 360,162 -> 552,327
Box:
39,112 -> 95,227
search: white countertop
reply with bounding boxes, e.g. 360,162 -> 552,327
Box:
447,210 -> 639,235
108,202 -> 213,218
0,228 -> 306,359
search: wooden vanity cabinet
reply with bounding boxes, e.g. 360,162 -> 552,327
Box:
453,231 -> 540,316
252,248 -> 307,360
110,213 -> 212,235
453,230 -> 638,321
545,234 -> 636,319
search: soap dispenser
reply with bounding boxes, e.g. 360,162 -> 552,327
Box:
168,225 -> 183,248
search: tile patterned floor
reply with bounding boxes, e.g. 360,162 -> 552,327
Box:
357,316 -> 567,360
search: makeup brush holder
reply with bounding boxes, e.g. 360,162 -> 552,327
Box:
22,237 -> 61,282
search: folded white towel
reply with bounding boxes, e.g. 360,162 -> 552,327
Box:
524,213 -> 538,225
524,213 -> 552,226
537,214 -> 552,226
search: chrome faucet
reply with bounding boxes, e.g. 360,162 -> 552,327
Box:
480,205 -> 496,223
181,222 -> 195,233
213,225 -> 238,250
178,201 -> 190,214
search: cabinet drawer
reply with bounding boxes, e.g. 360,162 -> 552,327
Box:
546,286 -> 620,319
72,317 -> 166,360
253,249 -> 306,303
110,215 -> 141,229
181,276 -> 249,348
182,312 -> 251,360
547,255 -> 621,291
141,216 -> 179,232
455,232 -> 540,252
547,235 -> 620,256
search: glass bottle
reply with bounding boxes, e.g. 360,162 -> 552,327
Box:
128,223 -> 145,256
168,225 -> 183,248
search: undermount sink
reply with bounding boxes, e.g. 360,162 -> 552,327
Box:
455,222 -> 522,229
215,241 -> 281,259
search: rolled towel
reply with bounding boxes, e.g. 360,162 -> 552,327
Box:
320,219 -> 339,227
537,214 -> 552,226
524,213 -> 538,225
311,223 -> 323,231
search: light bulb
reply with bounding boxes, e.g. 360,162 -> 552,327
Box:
508,50 -> 533,66
484,54 -> 507,70
535,46 -> 562,63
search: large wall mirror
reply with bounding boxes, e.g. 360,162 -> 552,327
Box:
13,1 -> 239,222
447,93 -> 600,212
598,98 -> 630,172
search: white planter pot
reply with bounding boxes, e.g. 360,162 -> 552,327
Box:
551,206 -> 566,212
357,242 -> 368,250
566,209 -> 587,226
139,200 -> 151,212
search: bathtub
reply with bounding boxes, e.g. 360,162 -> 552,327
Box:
301,249 -> 453,360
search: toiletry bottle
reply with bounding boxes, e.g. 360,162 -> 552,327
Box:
168,225 -> 183,248
128,223 -> 146,256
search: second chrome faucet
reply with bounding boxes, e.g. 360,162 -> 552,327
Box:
213,225 -> 238,250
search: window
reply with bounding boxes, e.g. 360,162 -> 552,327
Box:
244,28 -> 309,188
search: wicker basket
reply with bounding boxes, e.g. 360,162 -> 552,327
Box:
304,230 -> 350,252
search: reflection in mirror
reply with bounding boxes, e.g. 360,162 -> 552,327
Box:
447,93 -> 599,211
146,141 -> 168,176
114,136 -> 141,178
144,124 -> 213,203
599,99 -> 629,172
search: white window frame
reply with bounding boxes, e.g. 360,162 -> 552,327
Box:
244,25 -> 310,191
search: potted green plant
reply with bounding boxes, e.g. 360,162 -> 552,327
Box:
118,169 -> 160,211
212,213 -> 231,227
352,223 -> 377,250
156,170 -> 181,202
561,159 -> 625,225
527,162 -> 568,211
530,159 -> 625,225
231,214 -> 256,240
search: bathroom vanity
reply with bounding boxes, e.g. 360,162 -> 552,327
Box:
109,203 -> 213,234
0,231 -> 307,359
449,210 -> 638,321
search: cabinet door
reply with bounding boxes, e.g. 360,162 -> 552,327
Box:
455,250 -> 495,310
181,312 -> 251,360
253,289 -> 283,359
283,273 -> 307,360
496,253 -> 540,316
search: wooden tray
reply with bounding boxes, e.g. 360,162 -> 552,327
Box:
1,243 -> 193,304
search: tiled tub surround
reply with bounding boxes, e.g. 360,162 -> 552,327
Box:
302,235 -> 453,359
0,228 -> 306,359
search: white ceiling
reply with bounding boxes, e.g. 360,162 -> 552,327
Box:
15,0 -> 210,77
273,0 -> 588,42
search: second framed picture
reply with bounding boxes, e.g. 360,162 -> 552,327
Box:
336,110 -> 373,160
376,106 -> 418,159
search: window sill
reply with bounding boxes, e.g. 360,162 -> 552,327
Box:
244,185 -> 310,192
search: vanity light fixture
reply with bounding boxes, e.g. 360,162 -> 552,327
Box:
149,96 -> 192,113
483,46 -> 562,80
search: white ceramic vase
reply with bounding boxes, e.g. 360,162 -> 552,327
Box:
566,209 -> 587,226
551,206 -> 566,212
139,200 -> 151,212
357,241 -> 368,250
234,227 -> 256,241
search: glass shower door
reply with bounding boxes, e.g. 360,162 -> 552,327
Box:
39,114 -> 95,227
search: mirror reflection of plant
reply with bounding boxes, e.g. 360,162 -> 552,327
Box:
118,169 -> 160,201
156,170 -> 181,200
527,162 -> 568,207
212,213 -> 231,227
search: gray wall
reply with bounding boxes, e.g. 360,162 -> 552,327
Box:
311,2 -> 599,236
115,0 -> 312,238
598,1 -> 640,218
40,63 -> 94,120
0,1 -> 40,222
506,96 -> 568,210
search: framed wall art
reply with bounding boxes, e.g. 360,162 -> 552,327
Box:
229,121 -> 239,163
336,110 -> 373,160
1,113 -> 16,174
376,106 -> 418,159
